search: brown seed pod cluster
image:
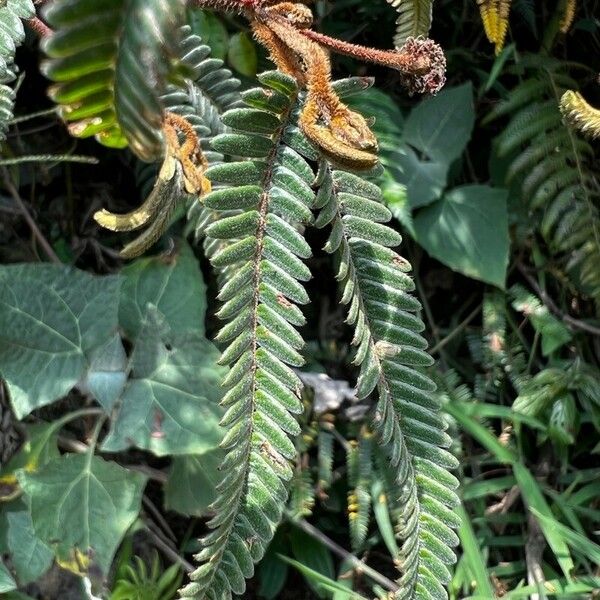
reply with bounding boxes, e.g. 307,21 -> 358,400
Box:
199,0 -> 447,170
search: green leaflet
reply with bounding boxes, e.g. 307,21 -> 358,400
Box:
318,160 -> 460,599
179,71 -> 316,600
42,0 -> 187,159
385,0 -> 434,47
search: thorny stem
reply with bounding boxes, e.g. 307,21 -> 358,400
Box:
25,16 -> 52,37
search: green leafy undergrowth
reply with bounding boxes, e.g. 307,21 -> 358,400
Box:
0,240 -> 224,589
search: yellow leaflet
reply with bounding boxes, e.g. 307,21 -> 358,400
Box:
93,156 -> 177,233
57,548 -> 92,576
560,0 -> 576,33
477,0 -> 512,55
560,90 -> 600,139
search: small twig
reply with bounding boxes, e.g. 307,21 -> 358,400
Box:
485,485 -> 521,535
516,261 -> 600,337
129,464 -> 168,484
287,514 -> 399,593
8,107 -> 59,125
143,495 -> 177,543
144,525 -> 194,574
429,303 -> 481,355
2,169 -> 61,263
0,154 -> 98,166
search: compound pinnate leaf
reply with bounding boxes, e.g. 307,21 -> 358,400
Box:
17,453 -> 146,575
119,241 -> 207,339
0,265 -> 120,418
101,315 -> 223,456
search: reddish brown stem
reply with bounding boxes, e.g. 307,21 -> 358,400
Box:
299,29 -> 430,74
26,17 -> 52,37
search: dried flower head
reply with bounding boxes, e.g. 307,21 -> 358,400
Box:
397,37 -> 447,96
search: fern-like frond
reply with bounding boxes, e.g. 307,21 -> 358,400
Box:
42,0 -> 187,160
0,81 -> 15,141
385,0 -> 434,47
0,0 -> 33,79
488,61 -> 600,310
160,26 -> 243,269
476,0 -> 512,54
289,467 -> 316,519
179,71 -> 315,600
0,0 -> 35,139
347,430 -> 373,551
560,0 -> 577,33
317,428 -> 335,495
560,90 -> 600,139
316,154 -> 460,597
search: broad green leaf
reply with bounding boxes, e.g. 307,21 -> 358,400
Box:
189,9 -> 229,60
101,315 -> 223,456
0,422 -> 61,490
413,185 -> 510,288
119,241 -> 207,339
257,530 -> 289,600
513,462 -> 575,579
6,511 -> 53,584
290,527 -> 335,599
164,450 -> 223,516
83,334 -> 128,412
18,454 -> 146,574
0,560 -> 16,593
228,32 -> 257,77
0,264 -> 120,418
395,146 -> 449,209
380,172 -> 411,227
403,82 -> 475,164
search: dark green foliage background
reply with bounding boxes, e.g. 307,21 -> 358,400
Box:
1,0 -> 600,598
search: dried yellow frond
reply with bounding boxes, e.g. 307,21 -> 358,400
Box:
476,0 -> 512,55
94,112 -> 211,258
560,90 -> 600,139
560,0 -> 576,33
